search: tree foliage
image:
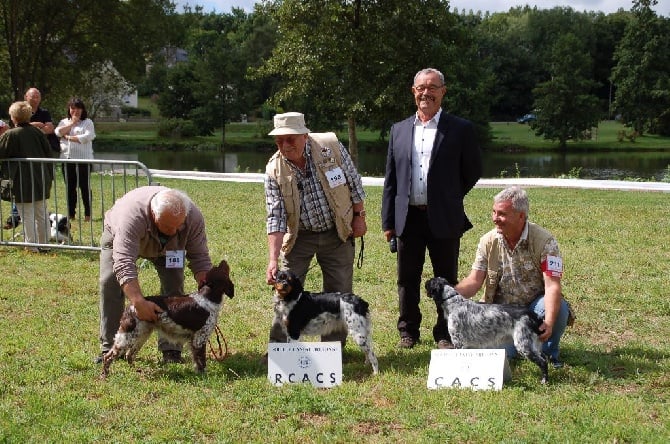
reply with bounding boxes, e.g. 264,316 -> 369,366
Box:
155,8 -> 275,137
255,0 -> 491,160
0,0 -> 177,114
1,0 -> 666,150
475,5 -> 624,123
475,10 -> 540,120
531,33 -> 601,149
611,0 -> 670,135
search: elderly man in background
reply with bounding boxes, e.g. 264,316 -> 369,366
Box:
25,87 -> 60,154
96,186 -> 212,364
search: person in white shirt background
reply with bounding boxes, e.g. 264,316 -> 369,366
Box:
55,98 -> 96,222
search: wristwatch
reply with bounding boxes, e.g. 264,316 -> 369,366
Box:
353,210 -> 366,217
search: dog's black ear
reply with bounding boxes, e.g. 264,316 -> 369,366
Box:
223,279 -> 235,298
288,271 -> 304,292
201,260 -> 235,298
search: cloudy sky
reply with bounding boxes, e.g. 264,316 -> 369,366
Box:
174,0 -> 669,16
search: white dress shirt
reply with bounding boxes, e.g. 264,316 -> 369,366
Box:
410,108 -> 442,206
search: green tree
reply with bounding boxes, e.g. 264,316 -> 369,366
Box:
157,63 -> 200,122
0,0 -> 177,110
476,6 -> 622,122
591,10 -> 630,119
611,0 -> 670,135
154,8 -> 275,138
475,9 -> 540,120
255,0 -> 491,162
531,33 -> 601,150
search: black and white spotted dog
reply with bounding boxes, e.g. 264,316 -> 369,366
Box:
272,270 -> 379,374
425,277 -> 549,384
101,260 -> 235,378
49,213 -> 71,244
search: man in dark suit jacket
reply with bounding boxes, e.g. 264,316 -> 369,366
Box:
382,67 -> 482,349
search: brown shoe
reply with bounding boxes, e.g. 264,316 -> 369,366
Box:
436,340 -> 454,349
398,336 -> 417,349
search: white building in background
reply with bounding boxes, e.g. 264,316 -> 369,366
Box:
121,90 -> 138,108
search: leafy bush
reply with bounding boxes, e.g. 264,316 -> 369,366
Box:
157,118 -> 198,138
121,106 -> 152,118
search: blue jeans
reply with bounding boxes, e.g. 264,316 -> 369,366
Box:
504,295 -> 569,361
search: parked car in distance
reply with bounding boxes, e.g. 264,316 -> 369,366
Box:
516,113 -> 536,124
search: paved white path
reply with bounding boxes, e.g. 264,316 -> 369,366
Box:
149,169 -> 670,192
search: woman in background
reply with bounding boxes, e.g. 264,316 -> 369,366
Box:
55,98 -> 96,222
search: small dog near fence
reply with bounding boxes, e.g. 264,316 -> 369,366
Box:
272,269 -> 379,374
3,212 -> 70,244
425,277 -> 549,384
49,213 -> 71,244
101,260 -> 235,378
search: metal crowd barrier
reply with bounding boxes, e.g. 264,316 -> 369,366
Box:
0,158 -> 153,252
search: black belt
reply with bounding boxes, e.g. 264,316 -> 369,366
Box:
410,205 -> 427,211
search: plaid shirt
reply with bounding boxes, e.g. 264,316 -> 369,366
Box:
265,139 -> 365,234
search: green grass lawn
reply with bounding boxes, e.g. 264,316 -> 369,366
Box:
96,118 -> 670,153
489,120 -> 670,150
1,181 -> 668,443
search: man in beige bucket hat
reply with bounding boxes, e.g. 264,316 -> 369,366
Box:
264,111 -> 367,346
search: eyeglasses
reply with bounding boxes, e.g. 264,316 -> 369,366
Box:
413,84 -> 444,93
274,134 -> 305,146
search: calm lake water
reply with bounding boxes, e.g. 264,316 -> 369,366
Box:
96,149 -> 670,181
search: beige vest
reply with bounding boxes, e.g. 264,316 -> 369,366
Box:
266,132 -> 354,254
482,222 -> 553,303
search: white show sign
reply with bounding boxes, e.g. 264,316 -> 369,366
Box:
427,349 -> 507,391
268,341 -> 343,388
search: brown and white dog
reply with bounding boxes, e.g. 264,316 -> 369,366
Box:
272,269 -> 379,375
101,260 -> 235,378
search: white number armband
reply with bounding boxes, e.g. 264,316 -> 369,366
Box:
541,255 -> 563,278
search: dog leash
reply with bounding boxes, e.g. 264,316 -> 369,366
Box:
356,236 -> 364,269
208,325 -> 229,361
350,235 -> 364,269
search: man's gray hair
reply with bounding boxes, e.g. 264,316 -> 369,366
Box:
494,186 -> 529,215
150,189 -> 191,219
413,68 -> 445,86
